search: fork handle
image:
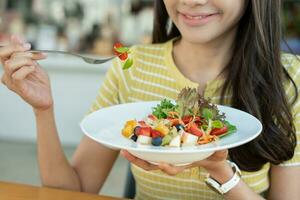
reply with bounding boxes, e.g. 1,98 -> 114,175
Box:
29,50 -> 78,56
0,45 -> 78,57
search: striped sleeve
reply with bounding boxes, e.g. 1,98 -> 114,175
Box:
88,59 -> 120,113
281,54 -> 300,166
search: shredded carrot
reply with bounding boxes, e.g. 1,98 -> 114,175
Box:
198,140 -> 210,144
197,135 -> 216,144
169,118 -> 184,126
168,111 -> 179,118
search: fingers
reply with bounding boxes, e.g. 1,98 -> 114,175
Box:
3,57 -> 36,78
1,41 -> 46,79
1,65 -> 35,88
0,43 -> 31,63
120,150 -> 159,171
157,163 -> 186,176
0,35 -> 31,64
0,35 -> 45,89
121,150 -> 191,175
122,149 -> 229,176
11,65 -> 35,81
1,74 -> 15,91
11,51 -> 47,60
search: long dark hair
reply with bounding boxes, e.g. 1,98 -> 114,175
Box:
152,0 -> 298,171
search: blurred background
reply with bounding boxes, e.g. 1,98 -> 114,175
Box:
0,0 -> 154,53
0,0 -> 299,198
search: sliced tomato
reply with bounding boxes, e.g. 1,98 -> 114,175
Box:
137,127 -> 152,137
182,115 -> 193,124
210,126 -> 228,136
118,52 -> 128,61
194,116 -> 202,122
114,42 -> 123,49
151,129 -> 162,138
186,122 -> 204,137
113,42 -> 124,55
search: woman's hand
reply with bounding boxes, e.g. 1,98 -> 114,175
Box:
0,35 -> 53,111
121,149 -> 234,182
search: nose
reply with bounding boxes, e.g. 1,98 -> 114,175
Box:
180,0 -> 208,6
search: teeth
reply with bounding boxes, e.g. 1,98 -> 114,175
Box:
185,15 -> 204,20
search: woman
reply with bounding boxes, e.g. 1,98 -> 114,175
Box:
1,0 -> 300,199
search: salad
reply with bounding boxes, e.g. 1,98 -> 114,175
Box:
113,42 -> 133,70
122,88 -> 237,147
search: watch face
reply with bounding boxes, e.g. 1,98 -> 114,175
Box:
205,182 -> 222,195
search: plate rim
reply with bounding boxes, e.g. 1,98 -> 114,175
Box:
80,101 -> 263,154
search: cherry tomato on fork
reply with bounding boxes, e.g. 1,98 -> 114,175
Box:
113,42 -> 128,61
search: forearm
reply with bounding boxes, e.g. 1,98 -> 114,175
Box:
224,180 -> 264,200
35,107 -> 81,191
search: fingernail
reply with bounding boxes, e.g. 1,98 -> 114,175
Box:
23,43 -> 31,50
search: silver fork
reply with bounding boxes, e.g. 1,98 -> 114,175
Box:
0,45 -> 116,64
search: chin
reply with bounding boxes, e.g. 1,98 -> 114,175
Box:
181,31 -> 217,44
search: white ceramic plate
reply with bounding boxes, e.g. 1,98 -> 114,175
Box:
80,101 -> 262,165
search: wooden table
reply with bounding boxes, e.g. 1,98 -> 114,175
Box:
0,181 -> 129,200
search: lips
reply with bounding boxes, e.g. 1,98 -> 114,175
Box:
182,13 -> 216,19
179,12 -> 219,26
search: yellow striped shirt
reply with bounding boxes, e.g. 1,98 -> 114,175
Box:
89,39 -> 300,200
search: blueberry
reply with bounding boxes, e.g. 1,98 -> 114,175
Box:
152,137 -> 162,146
131,134 -> 138,142
134,126 -> 141,135
175,124 -> 184,131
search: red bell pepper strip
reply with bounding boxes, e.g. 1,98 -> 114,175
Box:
210,126 -> 228,136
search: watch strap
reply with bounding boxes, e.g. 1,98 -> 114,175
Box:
205,161 -> 241,194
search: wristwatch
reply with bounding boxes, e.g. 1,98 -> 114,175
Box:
205,160 -> 241,195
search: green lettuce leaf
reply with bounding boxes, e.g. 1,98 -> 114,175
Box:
152,99 -> 176,119
115,46 -> 130,54
122,58 -> 133,70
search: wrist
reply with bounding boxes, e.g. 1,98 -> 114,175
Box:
33,106 -> 54,117
205,160 -> 241,195
205,161 -> 234,184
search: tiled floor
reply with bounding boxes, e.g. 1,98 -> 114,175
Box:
0,140 -> 129,198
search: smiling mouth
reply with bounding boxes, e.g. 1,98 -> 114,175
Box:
183,13 -> 217,19
179,12 -> 220,26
